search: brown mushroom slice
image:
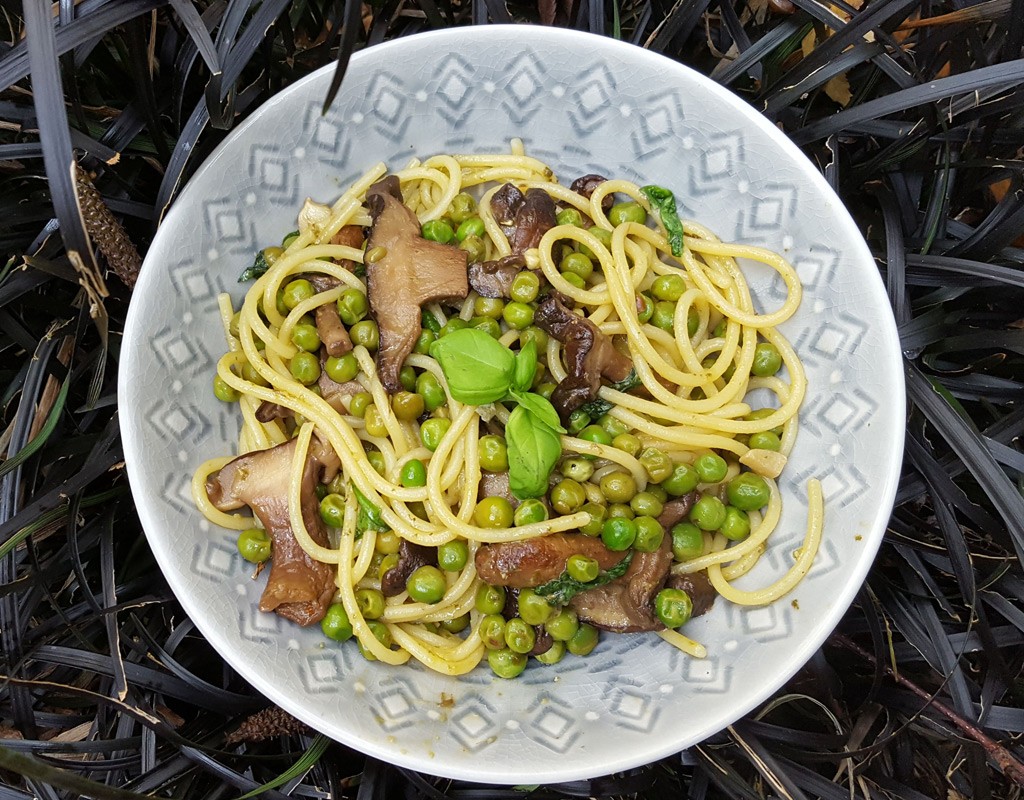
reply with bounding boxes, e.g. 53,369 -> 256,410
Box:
255,401 -> 292,423
508,189 -> 557,255
478,471 -> 520,508
666,570 -> 717,618
656,491 -> 700,530
381,539 -> 438,597
490,183 -> 525,227
570,174 -> 614,212
475,533 -> 626,588
365,176 -> 469,392
569,535 -> 674,633
318,370 -> 365,413
306,275 -> 352,357
329,224 -> 365,272
534,293 -> 634,423
468,254 -> 526,299
206,440 -> 334,626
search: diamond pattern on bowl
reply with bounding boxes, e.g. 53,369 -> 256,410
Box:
448,694 -> 500,752
734,183 -> 799,242
524,693 -> 580,753
240,603 -> 284,644
168,260 -> 224,311
605,680 -> 660,733
248,144 -> 299,207
567,62 -> 617,135
203,198 -> 258,257
152,325 -> 213,379
303,101 -> 352,169
192,538 -> 237,581
682,654 -> 729,692
370,677 -> 423,732
629,90 -> 686,158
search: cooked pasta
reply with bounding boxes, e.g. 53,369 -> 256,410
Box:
192,142 -> 823,679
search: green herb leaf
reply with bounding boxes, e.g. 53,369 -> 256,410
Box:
506,403 -> 564,499
512,340 -> 538,392
421,309 -> 441,334
429,328 -> 515,405
534,551 -> 634,606
353,486 -> 389,533
238,249 -> 269,282
641,185 -> 685,257
508,390 -> 566,434
579,368 -> 641,419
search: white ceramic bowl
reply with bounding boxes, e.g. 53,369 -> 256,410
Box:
120,26 -> 904,784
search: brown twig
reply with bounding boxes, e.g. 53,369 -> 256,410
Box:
225,706 -> 311,745
74,164 -> 142,288
832,633 -> 1024,787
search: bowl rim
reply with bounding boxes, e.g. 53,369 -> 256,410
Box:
120,24 -> 905,783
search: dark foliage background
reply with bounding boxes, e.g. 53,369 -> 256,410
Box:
2,1 -> 1024,798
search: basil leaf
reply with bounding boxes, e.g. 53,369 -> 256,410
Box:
353,486 -> 389,532
512,340 -> 538,392
421,309 -> 441,334
534,551 -> 634,606
430,328 -> 515,405
640,185 -> 685,257
509,390 -> 565,434
238,248 -> 270,282
506,404 -> 563,499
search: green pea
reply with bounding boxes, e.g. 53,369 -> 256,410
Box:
438,539 -> 468,571
348,391 -> 373,418
639,447 -> 674,483
601,517 -> 637,551
690,494 -> 726,531
651,301 -> 676,332
315,483 -> 329,501
400,459 -> 427,488
477,435 -> 508,472
358,620 -> 393,660
456,217 -> 486,242
567,622 -> 599,656
416,372 -> 447,411
556,207 -> 584,227
488,647 -> 528,678
273,290 -> 289,317
655,588 -> 693,629
547,611 -> 581,646
596,413 -> 628,439
560,252 -> 594,280
349,320 -> 379,350
579,503 -> 607,536
319,493 -> 346,528
474,496 -> 513,529
325,353 -> 359,383
712,319 -> 728,338
694,453 -> 728,484
578,425 -> 612,448
560,271 -> 586,289
612,433 -> 641,456
420,417 -> 451,451
600,472 -> 637,504
647,484 -> 668,503
536,382 -> 556,401
392,391 -> 425,421
514,499 -> 549,526
752,342 -> 783,377
721,506 -> 751,541
509,270 -> 540,304
633,515 -> 665,552
578,227 -> 612,259
290,323 -> 321,352
470,316 -> 502,339
566,554 -> 599,583
290,351 -> 321,385
551,479 -> 586,515
414,329 -> 437,355
687,307 -> 700,337
746,408 -> 784,435
236,528 -> 271,563
448,192 -> 477,223
671,522 -> 704,560
459,234 -> 486,263
377,553 -> 399,582
635,293 -> 654,324
517,589 -> 553,626
504,618 -> 536,654
521,325 -> 548,352
214,374 -> 240,402
479,614 -> 507,649
474,296 -> 504,319
399,365 -> 417,391
407,565 -> 447,604
629,491 -> 663,518
422,219 -> 455,244
561,456 -> 594,483
748,430 -> 782,451
535,639 -> 566,665
502,301 -> 535,330
476,584 -> 507,615
375,529 -> 401,555
727,472 -> 770,511
651,274 -> 686,302
568,410 -> 591,435
441,613 -> 470,634
440,320 -> 468,342
663,463 -> 700,496
364,406 -> 388,438
367,450 -> 386,475
261,246 -> 284,268
336,289 -> 368,325
356,588 -> 386,620
282,279 -> 314,310
609,201 -> 646,226
281,230 -> 299,248
320,603 -> 353,642
240,362 -> 268,387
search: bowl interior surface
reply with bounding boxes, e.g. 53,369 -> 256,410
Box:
120,26 -> 904,783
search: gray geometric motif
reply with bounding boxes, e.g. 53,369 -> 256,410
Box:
768,245 -> 840,302
304,101 -> 352,170
523,692 -> 581,753
367,72 -> 410,142
168,259 -> 224,312
802,386 -> 879,437
734,183 -> 799,243
152,325 -> 214,379
605,679 -> 661,733
448,694 -> 501,752
789,462 -> 870,509
567,62 -> 618,136
682,653 -> 729,693
191,537 -> 238,582
689,131 -> 743,198
434,53 -> 477,126
203,197 -> 258,257
249,144 -> 300,207
240,603 -> 284,645
629,89 -> 685,159
500,53 -> 548,126
369,676 -> 423,733
796,309 -> 870,366
147,398 -> 212,446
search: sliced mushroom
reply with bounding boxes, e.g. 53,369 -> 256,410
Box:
656,491 -> 700,530
318,370 -> 365,413
365,176 -> 469,392
531,625 -> 554,656
307,275 -> 352,358
666,570 -> 717,618
330,224 -> 365,273
489,184 -> 557,255
206,440 -> 334,626
468,254 -> 526,299
381,539 -> 438,597
569,174 -> 614,212
475,533 -> 626,588
491,183 -> 525,227
478,471 -> 520,509
534,293 -> 634,423
255,401 -> 292,423
569,535 -> 674,633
